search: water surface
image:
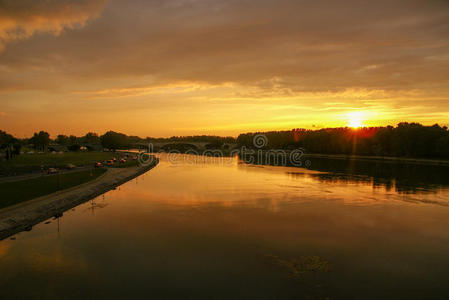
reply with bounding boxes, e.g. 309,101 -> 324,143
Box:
1,154 -> 449,299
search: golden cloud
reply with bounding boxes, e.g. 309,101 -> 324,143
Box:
0,0 -> 107,51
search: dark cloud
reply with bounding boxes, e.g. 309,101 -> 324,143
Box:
1,0 -> 448,94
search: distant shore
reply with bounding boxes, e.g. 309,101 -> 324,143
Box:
0,159 -> 158,241
302,153 -> 449,166
148,149 -> 449,167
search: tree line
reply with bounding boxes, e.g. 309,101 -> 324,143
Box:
2,122 -> 449,159
0,130 -> 237,157
237,123 -> 449,158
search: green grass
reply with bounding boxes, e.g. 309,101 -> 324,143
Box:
0,152 -> 115,175
0,168 -> 107,209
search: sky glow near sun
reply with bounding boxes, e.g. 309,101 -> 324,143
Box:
348,118 -> 363,129
345,111 -> 371,128
0,0 -> 449,137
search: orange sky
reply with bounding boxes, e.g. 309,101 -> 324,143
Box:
1,0 -> 449,138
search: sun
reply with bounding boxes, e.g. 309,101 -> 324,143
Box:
349,118 -> 363,128
346,111 -> 366,128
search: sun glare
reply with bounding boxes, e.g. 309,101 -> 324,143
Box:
349,118 -> 363,128
346,112 -> 366,128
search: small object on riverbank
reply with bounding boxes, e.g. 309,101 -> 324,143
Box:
47,168 -> 59,174
10,237 -> 16,240
44,221 -> 51,224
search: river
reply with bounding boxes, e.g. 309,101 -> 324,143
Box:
1,154 -> 449,299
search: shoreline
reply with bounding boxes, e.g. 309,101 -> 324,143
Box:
148,149 -> 449,167
302,153 -> 449,166
0,159 -> 159,241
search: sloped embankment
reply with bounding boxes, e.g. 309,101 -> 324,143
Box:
0,159 -> 158,240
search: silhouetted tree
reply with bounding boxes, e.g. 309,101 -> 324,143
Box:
436,135 -> 449,157
55,134 -> 70,145
82,132 -> 100,144
0,131 -> 20,160
68,144 -> 81,151
30,131 -> 50,151
237,123 -> 449,159
101,131 -> 128,150
69,135 -> 78,145
0,130 -> 14,149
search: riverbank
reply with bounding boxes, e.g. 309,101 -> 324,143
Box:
0,159 -> 158,240
151,149 -> 449,167
302,153 -> 449,166
0,168 -> 107,209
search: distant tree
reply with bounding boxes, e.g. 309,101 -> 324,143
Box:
68,144 -> 81,152
69,135 -> 78,145
0,131 -> 24,159
30,131 -> 50,151
82,132 -> 100,144
205,140 -> 224,149
101,131 -> 128,151
127,135 -> 143,144
436,135 -> 449,157
55,134 -> 70,145
12,143 -> 21,155
0,130 -> 14,149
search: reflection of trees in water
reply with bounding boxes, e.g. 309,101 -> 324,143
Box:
315,174 -> 447,200
287,171 -> 449,201
242,154 -> 449,194
292,172 -> 396,192
304,158 -> 449,194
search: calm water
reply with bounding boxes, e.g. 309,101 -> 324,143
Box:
1,154 -> 449,299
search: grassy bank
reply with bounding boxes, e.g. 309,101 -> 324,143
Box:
0,168 -> 107,209
0,152 -> 114,175
111,160 -> 139,168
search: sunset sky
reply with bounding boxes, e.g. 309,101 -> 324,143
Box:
1,0 -> 449,137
